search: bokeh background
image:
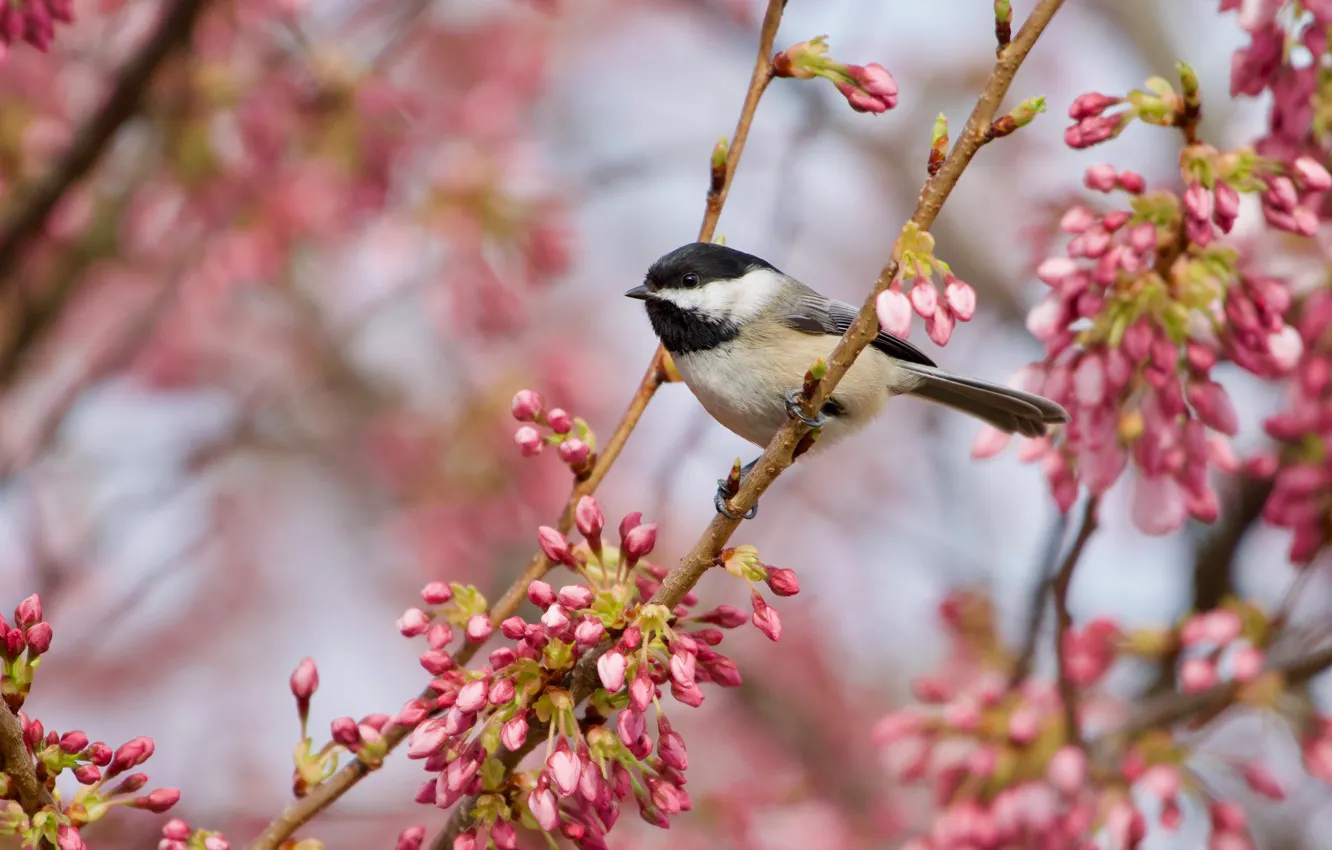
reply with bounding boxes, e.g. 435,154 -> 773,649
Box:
2,0 -> 1329,846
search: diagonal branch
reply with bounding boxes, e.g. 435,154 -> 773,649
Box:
1051,496 -> 1099,748
0,0 -> 207,294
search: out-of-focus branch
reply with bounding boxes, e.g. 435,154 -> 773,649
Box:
1051,496 -> 1098,748
1007,509 -> 1069,687
0,0 -> 207,300
0,703 -> 56,824
252,3 -> 790,847
1090,640 -> 1332,767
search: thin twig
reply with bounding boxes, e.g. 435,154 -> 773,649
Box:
249,2 -> 789,846
1007,509 -> 1070,687
0,0 -> 207,294
1051,496 -> 1099,749
0,703 -> 56,818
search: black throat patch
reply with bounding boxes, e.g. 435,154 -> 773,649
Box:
644,299 -> 740,355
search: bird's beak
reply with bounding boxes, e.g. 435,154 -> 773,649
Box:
624,284 -> 651,300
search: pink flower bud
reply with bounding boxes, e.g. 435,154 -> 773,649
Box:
671,678 -> 705,707
1140,763 -> 1180,800
420,581 -> 452,605
1232,646 -> 1264,682
763,567 -> 800,597
926,308 -> 955,346
528,787 -> 559,831
1084,163 -> 1118,192
623,522 -> 657,560
876,289 -> 913,338
1065,115 -> 1121,148
331,717 -> 362,747
1068,92 -> 1121,120
72,763 -> 99,784
110,736 -> 155,774
1241,762 -> 1285,800
456,679 -> 489,713
558,585 -> 594,609
558,438 -> 590,466
1268,325 -> 1303,371
598,650 -> 627,692
527,579 -> 556,609
1179,656 -> 1217,692
511,389 -> 543,421
419,650 -> 453,675
59,730 -> 88,754
630,671 -> 654,712
836,81 -> 890,114
396,826 -> 426,850
24,621 -> 52,654
1060,207 -> 1097,233
453,831 -> 476,850
574,495 -> 604,543
546,408 -> 573,434
203,837 -> 229,850
56,826 -> 87,850
86,742 -> 111,765
1214,179 -> 1240,221
541,604 -> 570,631
944,277 -> 976,321
501,714 -> 529,751
1046,745 -> 1087,795
1202,609 -> 1243,645
1118,170 -> 1146,194
397,608 -> 431,637
464,614 -> 492,642
1293,156 -> 1332,191
491,822 -> 517,850
669,649 -> 697,688
514,426 -> 542,457
537,527 -> 575,566
698,604 -> 748,628
750,591 -> 782,642
1265,176 -> 1298,212
1007,706 -> 1041,745
1025,298 -> 1063,341
427,623 -> 454,649
574,619 -> 605,645
547,745 -> 582,797
852,63 -> 898,101
1187,381 -> 1239,435
135,787 -> 181,813
909,283 -> 938,318
162,820 -> 191,842
15,594 -> 41,627
1184,181 -> 1213,220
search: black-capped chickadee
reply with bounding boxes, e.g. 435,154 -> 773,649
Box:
625,242 -> 1070,519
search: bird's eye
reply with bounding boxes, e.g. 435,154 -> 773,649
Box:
682,273 -> 701,289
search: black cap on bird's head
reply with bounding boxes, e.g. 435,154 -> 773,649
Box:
624,242 -> 779,300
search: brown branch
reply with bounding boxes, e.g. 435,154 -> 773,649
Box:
1051,496 -> 1099,749
1090,641 -> 1332,767
0,703 -> 56,822
1007,509 -> 1070,687
249,3 -> 788,847
0,0 -> 207,297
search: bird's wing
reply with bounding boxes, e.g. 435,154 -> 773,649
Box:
781,292 -> 937,368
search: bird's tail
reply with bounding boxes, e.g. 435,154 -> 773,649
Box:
895,362 -> 1069,438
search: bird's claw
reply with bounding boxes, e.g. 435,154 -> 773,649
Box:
714,479 -> 759,520
784,389 -> 827,429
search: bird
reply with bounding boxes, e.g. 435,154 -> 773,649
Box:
624,241 -> 1069,519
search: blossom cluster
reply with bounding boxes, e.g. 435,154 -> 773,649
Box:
772,36 -> 899,114
511,390 -> 596,476
875,223 -> 978,347
875,591 -> 1330,850
978,66 -> 1327,535
0,0 -> 73,55
0,595 -> 197,850
376,496 -> 799,848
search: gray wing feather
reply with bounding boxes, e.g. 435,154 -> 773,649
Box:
781,293 -> 936,368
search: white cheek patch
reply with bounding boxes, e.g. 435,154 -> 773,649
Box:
655,267 -> 785,321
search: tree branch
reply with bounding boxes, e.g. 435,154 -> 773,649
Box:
248,3 -> 789,847
0,0 -> 207,296
0,703 -> 56,821
1051,496 -> 1099,748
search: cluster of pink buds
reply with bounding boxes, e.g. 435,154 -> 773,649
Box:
510,389 -> 596,476
875,223 -> 976,346
1,594 -> 52,710
0,0 -> 74,54
874,592 -> 1281,850
772,36 -> 898,114
982,141 -> 1308,532
1250,288 -> 1332,563
1174,607 -> 1266,692
387,495 -> 799,847
159,817 -> 231,850
1063,62 -> 1201,149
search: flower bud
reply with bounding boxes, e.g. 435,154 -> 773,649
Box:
397,608 -> 431,637
943,277 -> 976,321
574,495 -> 604,542
763,567 -> 800,597
909,282 -> 938,318
1293,156 -> 1332,191
331,717 -> 362,747
558,584 -> 594,609
557,438 -> 590,467
546,408 -> 573,434
574,619 -> 605,645
750,591 -> 782,642
501,714 -> 529,751
56,826 -> 87,850
420,581 -> 452,605
134,787 -> 181,813
514,426 -> 542,457
876,289 -> 913,337
1068,92 -> 1122,120
397,826 -> 427,850
623,522 -> 658,561
464,614 -> 492,642
1084,163 -> 1117,192
511,389 -> 543,421
537,527 -> 575,566
24,621 -> 52,655
598,650 -> 627,692
528,787 -> 560,831
15,594 -> 41,628
59,730 -> 88,754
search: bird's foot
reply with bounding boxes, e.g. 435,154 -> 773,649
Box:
714,458 -> 760,520
784,389 -> 827,429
